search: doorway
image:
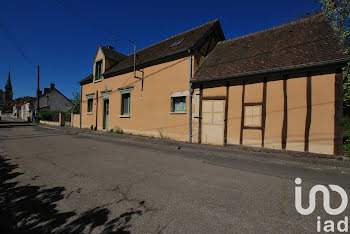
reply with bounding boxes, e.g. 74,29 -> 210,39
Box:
103,99 -> 109,130
201,100 -> 225,145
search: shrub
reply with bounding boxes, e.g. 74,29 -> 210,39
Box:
38,110 -> 60,122
113,126 -> 123,134
344,138 -> 350,157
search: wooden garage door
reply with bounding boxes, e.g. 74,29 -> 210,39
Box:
202,100 -> 225,145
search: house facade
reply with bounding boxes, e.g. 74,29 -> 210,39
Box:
191,14 -> 349,155
80,15 -> 349,155
33,83 -> 72,113
80,20 -> 225,141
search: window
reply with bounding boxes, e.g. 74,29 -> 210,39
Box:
87,97 -> 93,113
169,38 -> 184,48
244,105 -> 262,127
171,96 -> 186,113
121,89 -> 131,116
95,60 -> 103,81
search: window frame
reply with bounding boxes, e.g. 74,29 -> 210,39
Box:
94,59 -> 103,81
86,94 -> 94,114
120,89 -> 131,117
243,104 -> 262,129
171,96 -> 187,113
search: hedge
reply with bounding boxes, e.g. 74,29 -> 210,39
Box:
39,110 -> 60,122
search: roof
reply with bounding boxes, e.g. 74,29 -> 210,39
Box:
34,88 -> 72,104
100,46 -> 127,62
80,19 -> 224,84
192,14 -> 350,82
80,74 -> 93,85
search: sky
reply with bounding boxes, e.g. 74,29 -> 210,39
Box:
0,0 -> 320,99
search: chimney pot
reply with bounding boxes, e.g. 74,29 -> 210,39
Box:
50,83 -> 55,90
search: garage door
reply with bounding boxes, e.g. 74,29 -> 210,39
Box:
201,100 -> 225,145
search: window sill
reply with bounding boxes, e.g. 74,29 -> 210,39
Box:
170,111 -> 186,114
119,115 -> 130,118
93,79 -> 103,83
86,112 -> 93,115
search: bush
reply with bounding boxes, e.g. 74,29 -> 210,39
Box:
38,110 -> 60,122
344,138 -> 350,157
113,126 -> 123,134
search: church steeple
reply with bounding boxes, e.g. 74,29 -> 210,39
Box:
5,71 -> 12,89
4,70 -> 13,111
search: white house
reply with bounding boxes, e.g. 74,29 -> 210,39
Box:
32,83 -> 72,113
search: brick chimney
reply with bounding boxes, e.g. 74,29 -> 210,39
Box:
50,83 -> 55,90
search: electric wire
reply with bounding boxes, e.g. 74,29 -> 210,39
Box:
0,19 -> 37,68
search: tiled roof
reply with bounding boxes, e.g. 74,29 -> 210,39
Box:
80,74 -> 93,85
100,46 -> 127,62
104,19 -> 221,77
79,19 -> 223,84
192,14 -> 350,82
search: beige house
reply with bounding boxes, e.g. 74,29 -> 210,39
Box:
80,15 -> 349,155
79,20 -> 225,141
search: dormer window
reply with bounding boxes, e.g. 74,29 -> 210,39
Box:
95,60 -> 103,81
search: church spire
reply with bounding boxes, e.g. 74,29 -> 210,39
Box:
5,71 -> 12,89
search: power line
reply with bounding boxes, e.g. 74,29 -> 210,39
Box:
54,0 -> 135,44
0,19 -> 36,68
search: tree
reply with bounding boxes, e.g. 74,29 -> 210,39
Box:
70,91 -> 80,114
320,0 -> 350,115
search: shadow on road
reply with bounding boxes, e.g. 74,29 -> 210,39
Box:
0,154 -> 148,233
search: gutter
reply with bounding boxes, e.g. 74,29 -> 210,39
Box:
191,58 -> 350,84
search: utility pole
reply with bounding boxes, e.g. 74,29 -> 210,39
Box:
37,65 -> 40,122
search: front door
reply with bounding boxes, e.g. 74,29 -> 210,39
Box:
103,99 -> 109,129
201,100 -> 225,145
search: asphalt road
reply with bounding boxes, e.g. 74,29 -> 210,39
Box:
1,117 -> 350,233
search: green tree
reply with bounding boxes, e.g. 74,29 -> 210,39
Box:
69,91 -> 80,114
320,0 -> 350,115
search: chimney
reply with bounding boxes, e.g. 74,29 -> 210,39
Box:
38,90 -> 42,96
50,83 -> 55,90
106,45 -> 114,50
44,88 -> 50,93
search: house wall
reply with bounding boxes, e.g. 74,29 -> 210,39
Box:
33,90 -> 72,112
195,68 -> 339,155
81,56 -> 192,141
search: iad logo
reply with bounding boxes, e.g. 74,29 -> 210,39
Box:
295,178 -> 349,232
295,178 -> 348,215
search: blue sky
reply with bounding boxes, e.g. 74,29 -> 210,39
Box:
0,0 -> 320,99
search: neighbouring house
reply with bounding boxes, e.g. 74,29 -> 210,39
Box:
12,96 -> 35,119
32,83 -> 73,114
79,20 -> 225,139
13,104 -> 22,118
79,14 -> 349,155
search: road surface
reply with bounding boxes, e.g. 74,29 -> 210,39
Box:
0,118 -> 350,233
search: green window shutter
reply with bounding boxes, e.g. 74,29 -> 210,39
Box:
171,97 -> 174,112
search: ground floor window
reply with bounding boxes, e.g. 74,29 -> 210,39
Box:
244,105 -> 262,128
171,96 -> 186,113
121,89 -> 131,116
87,95 -> 94,113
